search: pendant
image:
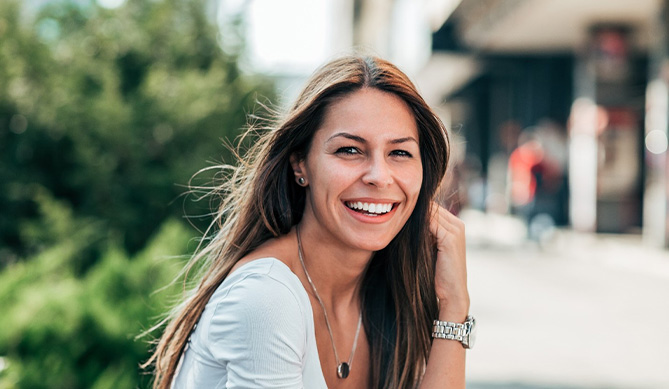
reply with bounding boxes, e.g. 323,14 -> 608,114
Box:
337,362 -> 350,379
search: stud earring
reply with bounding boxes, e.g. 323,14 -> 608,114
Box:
297,177 -> 306,186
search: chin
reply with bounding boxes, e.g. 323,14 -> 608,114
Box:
362,242 -> 392,252
345,231 -> 397,253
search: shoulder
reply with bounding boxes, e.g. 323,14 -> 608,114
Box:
226,258 -> 302,303
211,257 -> 306,315
200,257 -> 312,363
205,258 -> 310,339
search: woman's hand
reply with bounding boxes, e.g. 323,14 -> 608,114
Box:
429,202 -> 470,318
421,202 -> 469,388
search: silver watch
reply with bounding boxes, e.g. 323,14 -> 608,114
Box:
432,315 -> 476,349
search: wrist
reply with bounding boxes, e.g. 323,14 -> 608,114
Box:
437,297 -> 470,321
437,307 -> 469,323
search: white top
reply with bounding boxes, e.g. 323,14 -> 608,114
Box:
172,257 -> 328,388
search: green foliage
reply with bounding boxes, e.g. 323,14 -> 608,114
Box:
0,0 -> 275,386
0,0 -> 274,260
0,198 -> 192,388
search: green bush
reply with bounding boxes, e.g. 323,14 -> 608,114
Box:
0,0 -> 275,386
0,194 -> 192,388
0,0 -> 274,260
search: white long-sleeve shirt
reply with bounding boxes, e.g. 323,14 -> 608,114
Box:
172,257 -> 328,388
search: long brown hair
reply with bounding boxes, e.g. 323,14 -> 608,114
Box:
143,55 -> 450,388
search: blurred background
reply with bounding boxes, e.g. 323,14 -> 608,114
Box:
1,0 -> 668,388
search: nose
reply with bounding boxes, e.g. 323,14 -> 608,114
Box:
362,154 -> 394,188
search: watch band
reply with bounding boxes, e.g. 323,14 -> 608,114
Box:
432,320 -> 466,341
432,316 -> 475,349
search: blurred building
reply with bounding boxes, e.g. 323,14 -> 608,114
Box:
415,0 -> 669,248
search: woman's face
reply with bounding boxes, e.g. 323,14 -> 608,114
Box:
294,88 -> 423,253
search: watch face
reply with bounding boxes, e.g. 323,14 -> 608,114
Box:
468,326 -> 476,349
466,316 -> 476,349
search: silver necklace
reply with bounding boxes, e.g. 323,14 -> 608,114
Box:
296,227 -> 363,379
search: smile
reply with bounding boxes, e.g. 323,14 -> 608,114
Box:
345,201 -> 394,216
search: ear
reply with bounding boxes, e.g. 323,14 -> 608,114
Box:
290,153 -> 307,181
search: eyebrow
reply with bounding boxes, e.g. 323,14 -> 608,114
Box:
326,132 -> 418,145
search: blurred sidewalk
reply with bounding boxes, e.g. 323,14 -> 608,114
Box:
461,210 -> 669,389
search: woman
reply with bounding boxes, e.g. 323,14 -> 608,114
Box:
145,55 -> 474,388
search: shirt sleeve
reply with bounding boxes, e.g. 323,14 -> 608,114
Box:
206,272 -> 308,388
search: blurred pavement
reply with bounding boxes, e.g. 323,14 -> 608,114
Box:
462,211 -> 669,389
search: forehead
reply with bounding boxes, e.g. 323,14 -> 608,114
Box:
315,88 -> 419,143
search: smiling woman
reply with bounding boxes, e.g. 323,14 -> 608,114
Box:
291,88 -> 423,252
144,55 -> 474,389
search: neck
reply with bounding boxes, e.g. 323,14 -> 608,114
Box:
295,221 -> 372,317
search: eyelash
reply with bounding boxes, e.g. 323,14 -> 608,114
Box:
334,147 -> 413,158
391,150 -> 413,158
335,146 -> 361,155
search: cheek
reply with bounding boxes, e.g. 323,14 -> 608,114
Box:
398,165 -> 423,202
305,160 -> 353,207
308,156 -> 357,186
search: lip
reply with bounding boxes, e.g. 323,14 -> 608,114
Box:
342,197 -> 399,204
341,198 -> 400,224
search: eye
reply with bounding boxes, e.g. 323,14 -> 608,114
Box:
390,149 -> 413,158
335,146 -> 361,155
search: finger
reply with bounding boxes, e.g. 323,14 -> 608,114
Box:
437,208 -> 465,236
431,219 -> 461,253
431,202 -> 464,235
431,208 -> 466,255
429,210 -> 458,245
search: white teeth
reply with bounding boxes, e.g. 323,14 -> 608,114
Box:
346,201 -> 394,214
